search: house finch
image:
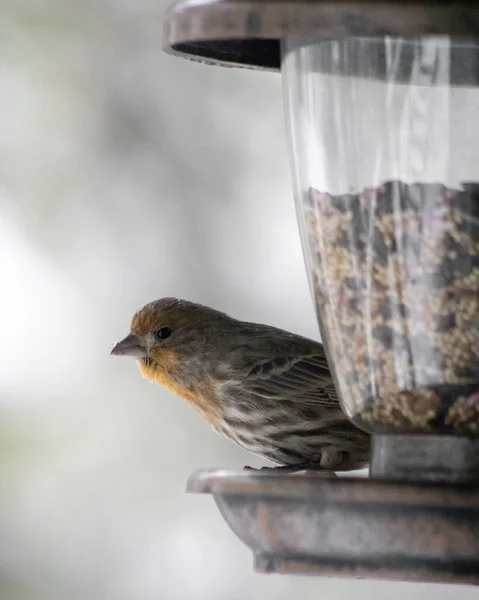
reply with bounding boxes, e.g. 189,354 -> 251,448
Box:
111,298 -> 370,471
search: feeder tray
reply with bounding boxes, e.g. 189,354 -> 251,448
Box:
188,436 -> 479,582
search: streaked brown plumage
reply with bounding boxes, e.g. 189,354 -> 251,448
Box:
111,298 -> 370,470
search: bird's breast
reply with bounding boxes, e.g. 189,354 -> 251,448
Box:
138,357 -> 222,427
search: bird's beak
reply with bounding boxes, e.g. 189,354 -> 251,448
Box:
110,333 -> 147,359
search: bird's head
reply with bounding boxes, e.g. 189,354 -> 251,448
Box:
110,297 -> 231,376
111,297 -> 235,421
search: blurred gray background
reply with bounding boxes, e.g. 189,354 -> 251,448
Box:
1,2 -> 478,599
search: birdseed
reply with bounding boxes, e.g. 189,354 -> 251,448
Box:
303,180 -> 479,434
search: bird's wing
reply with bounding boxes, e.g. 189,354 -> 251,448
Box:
241,353 -> 340,408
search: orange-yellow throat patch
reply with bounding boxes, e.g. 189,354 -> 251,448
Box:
138,352 -> 221,427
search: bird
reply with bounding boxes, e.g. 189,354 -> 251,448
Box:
111,297 -> 370,471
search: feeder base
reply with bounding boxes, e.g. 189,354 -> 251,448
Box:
187,461 -> 479,584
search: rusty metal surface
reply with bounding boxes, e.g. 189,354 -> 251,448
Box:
187,467 -> 479,507
163,0 -> 479,70
187,468 -> 479,583
253,555 -> 479,585
371,435 -> 479,483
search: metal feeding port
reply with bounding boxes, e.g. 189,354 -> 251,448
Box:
163,0 -> 479,584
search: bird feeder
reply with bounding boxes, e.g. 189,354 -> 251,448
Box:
163,0 -> 479,584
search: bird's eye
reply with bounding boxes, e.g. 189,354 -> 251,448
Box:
154,327 -> 172,341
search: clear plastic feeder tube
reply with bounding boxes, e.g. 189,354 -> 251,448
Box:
282,36 -> 479,434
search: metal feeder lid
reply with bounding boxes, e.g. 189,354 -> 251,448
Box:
163,0 -> 479,71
